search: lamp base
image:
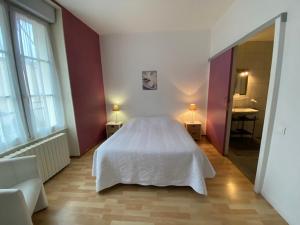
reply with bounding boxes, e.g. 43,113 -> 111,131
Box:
115,111 -> 118,123
190,111 -> 195,124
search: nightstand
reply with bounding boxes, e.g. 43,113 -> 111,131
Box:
184,122 -> 202,141
106,121 -> 123,138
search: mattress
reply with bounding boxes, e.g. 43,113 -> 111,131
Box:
92,116 -> 216,195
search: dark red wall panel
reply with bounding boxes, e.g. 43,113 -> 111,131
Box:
206,49 -> 233,155
61,8 -> 106,155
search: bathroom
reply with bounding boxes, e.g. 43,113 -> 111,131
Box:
227,25 -> 275,183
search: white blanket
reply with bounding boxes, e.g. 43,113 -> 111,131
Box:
92,117 -> 216,195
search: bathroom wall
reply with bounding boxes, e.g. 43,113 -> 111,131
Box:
233,41 -> 274,139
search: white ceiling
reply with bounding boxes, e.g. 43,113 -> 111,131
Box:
56,0 -> 235,35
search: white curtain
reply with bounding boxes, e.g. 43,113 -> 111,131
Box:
13,10 -> 65,138
0,3 -> 27,153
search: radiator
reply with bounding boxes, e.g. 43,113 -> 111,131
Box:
4,133 -> 70,183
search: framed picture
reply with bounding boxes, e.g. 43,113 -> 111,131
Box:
142,71 -> 157,90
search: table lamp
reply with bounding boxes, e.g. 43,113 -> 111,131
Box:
189,103 -> 197,123
112,104 -> 120,123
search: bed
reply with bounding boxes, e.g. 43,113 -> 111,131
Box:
92,116 -> 216,195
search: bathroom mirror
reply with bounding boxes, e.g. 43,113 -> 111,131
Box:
235,70 -> 249,95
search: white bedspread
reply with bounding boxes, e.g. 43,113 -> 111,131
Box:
92,117 -> 216,195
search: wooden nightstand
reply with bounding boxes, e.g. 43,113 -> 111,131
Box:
106,121 -> 123,138
184,122 -> 202,141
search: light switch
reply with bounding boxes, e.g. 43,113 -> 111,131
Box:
280,127 -> 287,135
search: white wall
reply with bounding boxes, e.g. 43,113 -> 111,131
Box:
211,0 -> 300,224
101,30 -> 210,132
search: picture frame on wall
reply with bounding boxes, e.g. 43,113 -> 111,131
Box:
142,71 -> 157,90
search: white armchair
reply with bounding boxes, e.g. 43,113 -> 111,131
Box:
0,156 -> 48,225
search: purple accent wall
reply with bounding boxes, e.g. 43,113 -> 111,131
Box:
206,49 -> 233,155
61,8 -> 107,155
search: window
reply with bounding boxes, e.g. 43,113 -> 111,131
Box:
0,3 -> 27,152
0,2 -> 64,154
12,10 -> 64,138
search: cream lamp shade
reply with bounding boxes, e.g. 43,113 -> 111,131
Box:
189,103 -> 197,111
112,104 -> 120,111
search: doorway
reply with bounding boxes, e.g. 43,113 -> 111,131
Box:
207,14 -> 286,192
226,25 -> 275,183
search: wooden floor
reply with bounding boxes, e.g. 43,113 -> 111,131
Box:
32,138 -> 287,225
228,137 -> 260,183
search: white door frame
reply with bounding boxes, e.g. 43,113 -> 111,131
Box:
254,16 -> 286,193
210,13 -> 287,193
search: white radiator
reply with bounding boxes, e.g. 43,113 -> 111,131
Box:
4,133 -> 70,183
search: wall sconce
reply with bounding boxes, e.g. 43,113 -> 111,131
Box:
189,103 -> 197,123
112,104 -> 120,123
238,69 -> 249,77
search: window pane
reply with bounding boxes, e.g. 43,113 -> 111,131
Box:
13,10 -> 65,138
0,3 -> 27,153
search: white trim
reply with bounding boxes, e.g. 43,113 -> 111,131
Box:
254,17 -> 286,193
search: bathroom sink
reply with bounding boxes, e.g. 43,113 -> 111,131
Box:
232,108 -> 259,115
